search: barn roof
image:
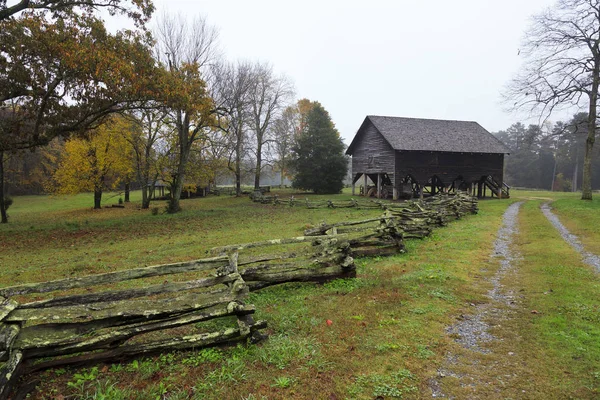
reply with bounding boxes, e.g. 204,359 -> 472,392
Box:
346,116 -> 510,155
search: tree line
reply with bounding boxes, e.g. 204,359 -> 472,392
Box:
493,112 -> 600,191
0,2 -> 348,222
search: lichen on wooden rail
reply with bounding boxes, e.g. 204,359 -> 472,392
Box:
0,256 -> 229,297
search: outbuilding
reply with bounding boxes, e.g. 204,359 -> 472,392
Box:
346,116 -> 510,199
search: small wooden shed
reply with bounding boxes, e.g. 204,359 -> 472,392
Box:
346,116 -> 510,199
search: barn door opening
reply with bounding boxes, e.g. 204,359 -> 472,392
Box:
364,173 -> 392,198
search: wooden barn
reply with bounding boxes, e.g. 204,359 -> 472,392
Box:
346,116 -> 510,199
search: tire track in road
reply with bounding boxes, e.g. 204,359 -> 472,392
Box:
540,203 -> 600,272
430,202 -> 523,398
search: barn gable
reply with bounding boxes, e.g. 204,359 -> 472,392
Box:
348,118 -> 395,173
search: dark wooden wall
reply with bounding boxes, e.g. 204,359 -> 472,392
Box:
350,120 -> 396,185
394,151 -> 504,186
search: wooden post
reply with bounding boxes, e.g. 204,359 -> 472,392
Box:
363,174 -> 368,197
377,174 -> 382,199
352,182 -> 355,195
393,186 -> 398,201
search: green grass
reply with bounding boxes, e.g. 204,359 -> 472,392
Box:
3,189 -> 600,399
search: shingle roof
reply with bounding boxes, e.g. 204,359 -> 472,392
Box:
346,116 -> 510,155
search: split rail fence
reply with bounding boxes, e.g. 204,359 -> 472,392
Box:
0,193 -> 478,399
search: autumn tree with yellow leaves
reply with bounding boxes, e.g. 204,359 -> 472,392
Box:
51,117 -> 134,209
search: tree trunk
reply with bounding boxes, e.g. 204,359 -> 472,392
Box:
168,173 -> 183,213
254,140 -> 262,190
124,181 -> 130,202
94,188 -> 102,209
168,114 -> 191,213
0,151 -> 7,224
582,54 -> 599,200
139,141 -> 154,209
141,185 -> 149,209
235,136 -> 242,197
572,153 -> 579,192
168,149 -> 188,213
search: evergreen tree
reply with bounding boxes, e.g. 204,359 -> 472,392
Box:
291,102 -> 347,194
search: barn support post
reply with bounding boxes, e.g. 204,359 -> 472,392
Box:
363,174 -> 368,197
352,182 -> 355,195
393,186 -> 398,201
377,174 -> 382,198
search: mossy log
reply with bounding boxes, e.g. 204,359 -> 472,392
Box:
241,254 -> 355,290
210,236 -> 342,255
303,216 -> 394,236
0,298 -> 18,322
0,350 -> 23,400
0,256 -> 229,297
0,324 -> 20,353
24,320 -> 267,375
18,303 -> 256,358
7,286 -> 245,323
18,273 -> 239,310
351,246 -> 404,258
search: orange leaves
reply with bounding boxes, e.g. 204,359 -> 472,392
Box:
1,11 -> 159,118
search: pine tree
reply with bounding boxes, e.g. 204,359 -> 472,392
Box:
291,102 -> 347,194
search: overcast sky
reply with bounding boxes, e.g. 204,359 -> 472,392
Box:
150,0 -> 564,144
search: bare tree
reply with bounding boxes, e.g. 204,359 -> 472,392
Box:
508,0 -> 600,200
247,63 -> 294,190
211,61 -> 254,196
152,13 -> 221,212
123,108 -> 168,209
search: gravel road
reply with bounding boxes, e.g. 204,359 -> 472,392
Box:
430,202 -> 523,398
540,202 -> 600,272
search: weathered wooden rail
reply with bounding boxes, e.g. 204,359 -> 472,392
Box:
0,255 -> 266,399
211,235 -> 357,291
249,193 -> 386,209
303,193 -> 479,256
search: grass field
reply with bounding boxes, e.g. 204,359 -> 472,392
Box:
2,189 -> 600,399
